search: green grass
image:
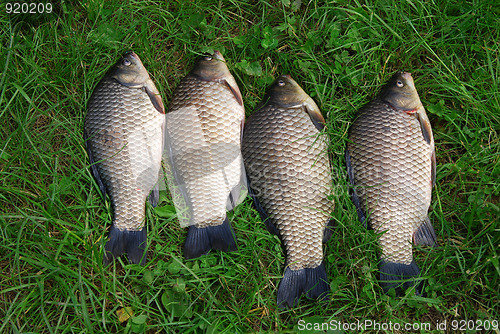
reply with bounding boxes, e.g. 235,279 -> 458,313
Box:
1,0 -> 499,333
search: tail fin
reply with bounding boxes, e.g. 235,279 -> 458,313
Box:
104,225 -> 147,265
277,262 -> 330,308
183,217 -> 237,259
379,260 -> 424,296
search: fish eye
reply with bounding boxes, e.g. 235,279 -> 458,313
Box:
122,58 -> 131,66
278,80 -> 285,86
396,80 -> 404,88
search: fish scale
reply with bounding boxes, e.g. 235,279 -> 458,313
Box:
85,52 -> 165,265
242,75 -> 333,308
86,78 -> 164,231
346,71 -> 436,294
349,100 -> 432,264
249,106 -> 332,268
164,51 -> 245,259
167,78 -> 243,228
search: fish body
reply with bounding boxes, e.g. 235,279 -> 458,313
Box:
84,51 -> 165,265
242,75 -> 333,308
164,51 -> 245,259
346,72 -> 436,294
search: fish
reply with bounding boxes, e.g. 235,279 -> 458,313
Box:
345,71 -> 437,295
241,75 -> 334,308
164,51 -> 246,259
84,51 -> 165,265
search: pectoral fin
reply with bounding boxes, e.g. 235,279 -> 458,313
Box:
144,79 -> 165,114
240,117 -> 245,144
416,110 -> 436,186
417,111 -> 433,145
304,98 -> 325,131
223,79 -> 244,107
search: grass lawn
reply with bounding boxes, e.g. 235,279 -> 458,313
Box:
1,0 -> 498,333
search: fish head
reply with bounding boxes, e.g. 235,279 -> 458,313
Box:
261,75 -> 325,129
265,75 -> 310,106
379,72 -> 422,111
109,51 -> 150,88
190,51 -> 231,81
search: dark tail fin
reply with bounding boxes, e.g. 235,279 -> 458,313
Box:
379,260 -> 424,295
277,262 -> 330,308
183,217 -> 237,259
104,225 -> 147,265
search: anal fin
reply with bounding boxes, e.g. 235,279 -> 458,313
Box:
413,217 -> 437,246
323,218 -> 335,243
148,184 -> 160,207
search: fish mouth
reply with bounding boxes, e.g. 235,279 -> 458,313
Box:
213,50 -> 225,61
401,72 -> 412,80
401,71 -> 416,89
124,51 -> 140,61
